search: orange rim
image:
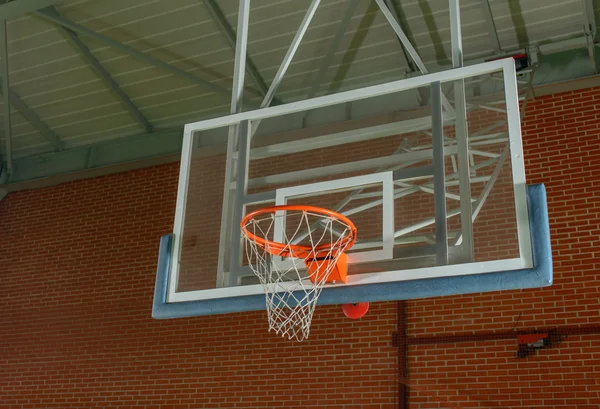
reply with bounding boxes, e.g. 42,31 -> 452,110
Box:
240,205 -> 357,259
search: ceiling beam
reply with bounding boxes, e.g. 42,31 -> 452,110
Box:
477,0 -> 502,53
201,0 -> 271,100
306,0 -> 359,99
43,7 -> 153,133
4,87 -> 64,150
34,8 -> 232,97
383,0 -> 418,72
0,19 -> 11,173
261,0 -> 321,109
581,0 -> 597,72
376,0 -> 454,113
0,0 -> 59,20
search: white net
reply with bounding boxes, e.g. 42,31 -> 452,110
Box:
241,207 -> 355,342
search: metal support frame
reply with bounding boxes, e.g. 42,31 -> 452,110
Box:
431,81 -> 448,265
449,0 -> 474,262
383,0 -> 418,72
0,19 -> 11,173
249,0 -> 322,137
216,0 -> 250,288
375,0 -> 454,113
581,0 -> 597,72
261,0 -> 321,109
201,0 -> 271,99
34,8 -> 231,97
305,0 -> 359,100
478,0 -> 502,53
229,120 -> 250,286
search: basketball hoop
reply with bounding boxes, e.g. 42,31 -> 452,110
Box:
241,205 -> 357,341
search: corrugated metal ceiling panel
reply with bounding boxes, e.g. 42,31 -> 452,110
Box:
0,0 -> 592,161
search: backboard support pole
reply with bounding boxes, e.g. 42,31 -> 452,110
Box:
449,0 -> 474,262
431,81 -> 449,265
216,0 -> 250,288
228,120 -> 251,286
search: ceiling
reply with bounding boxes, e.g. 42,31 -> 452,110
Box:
0,0 -> 598,188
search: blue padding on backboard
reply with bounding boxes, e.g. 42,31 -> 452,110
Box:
153,184 -> 552,319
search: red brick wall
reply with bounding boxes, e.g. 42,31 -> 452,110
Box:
0,163 -> 396,408
406,87 -> 600,408
1,85 -> 599,409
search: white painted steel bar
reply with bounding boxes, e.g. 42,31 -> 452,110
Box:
169,255 -> 527,302
202,0 -> 269,97
216,0 -> 250,288
0,20 -> 11,173
471,147 -> 509,221
376,0 -> 426,73
449,0 -> 474,262
244,116 -> 444,160
449,0 -> 463,67
168,128 -> 194,301
502,58 -> 532,267
184,59 -> 509,134
453,146 -> 508,246
469,149 -> 500,158
395,207 -> 462,238
228,121 -> 251,286
246,147 -> 457,188
261,0 -> 321,108
431,81 -> 448,265
376,0 -> 454,113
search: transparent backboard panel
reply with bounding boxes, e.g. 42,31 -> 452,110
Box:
176,150 -> 226,292
173,60 -> 527,296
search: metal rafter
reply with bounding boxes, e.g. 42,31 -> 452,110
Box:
201,0 -> 271,100
34,8 -> 232,97
261,0 -> 322,108
44,7 -> 153,133
217,0 -> 250,288
581,0 -> 597,71
250,0 -> 322,137
383,0 -> 418,72
4,88 -> 64,150
306,0 -> 359,100
375,0 -> 454,113
0,20 -> 11,172
0,0 -> 59,20
478,0 -> 502,53
449,0 -> 474,261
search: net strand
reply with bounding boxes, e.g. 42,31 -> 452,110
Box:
242,209 -> 353,341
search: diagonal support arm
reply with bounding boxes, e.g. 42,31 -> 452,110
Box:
375,0 -> 454,113
201,0 -> 271,100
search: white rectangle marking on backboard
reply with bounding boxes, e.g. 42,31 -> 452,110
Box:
273,172 -> 395,270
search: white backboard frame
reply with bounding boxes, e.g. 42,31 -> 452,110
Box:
166,58 -> 532,304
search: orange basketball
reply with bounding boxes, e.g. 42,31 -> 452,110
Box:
342,302 -> 369,319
